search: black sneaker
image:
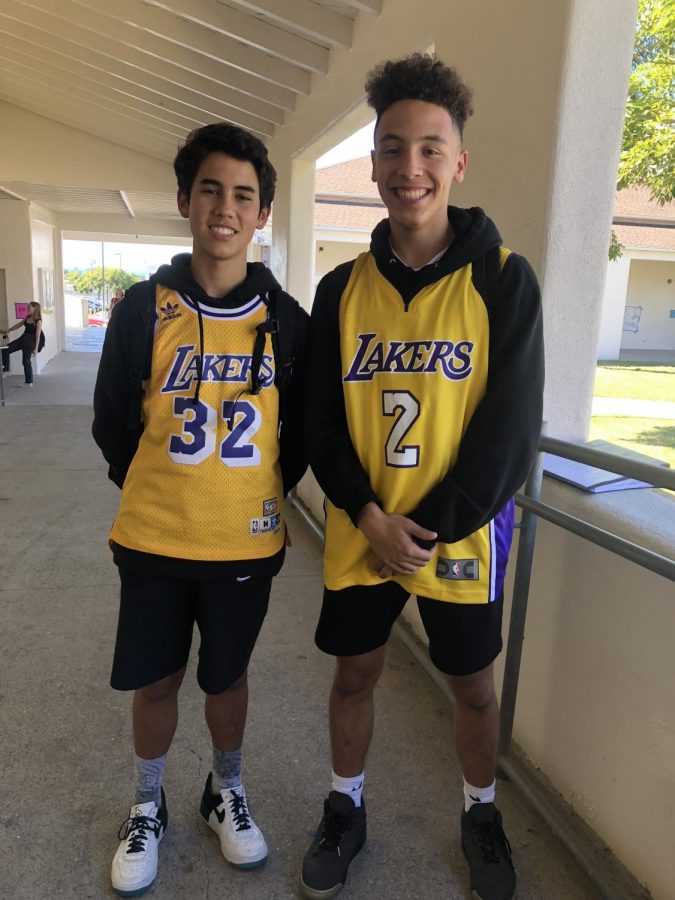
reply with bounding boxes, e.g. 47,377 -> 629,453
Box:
300,791 -> 366,899
461,803 -> 516,900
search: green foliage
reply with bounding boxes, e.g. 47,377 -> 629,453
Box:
609,230 -> 624,261
69,267 -> 141,298
618,0 -> 675,204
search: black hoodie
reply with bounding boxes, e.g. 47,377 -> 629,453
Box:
304,206 -> 544,545
93,254 -> 309,577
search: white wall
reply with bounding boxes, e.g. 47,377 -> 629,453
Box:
314,240 -> 366,284
501,482 -> 675,899
598,255 -> 631,359
0,102 -> 174,191
621,259 -> 675,352
0,200 -> 33,375
29,206 -> 60,369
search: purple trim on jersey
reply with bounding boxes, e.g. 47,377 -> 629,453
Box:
178,291 -> 264,320
492,497 -> 515,600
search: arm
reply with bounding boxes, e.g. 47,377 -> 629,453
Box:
278,299 -> 310,495
305,266 -> 436,574
1,320 -> 25,336
408,253 -> 544,542
92,298 -> 142,488
304,265 -> 380,522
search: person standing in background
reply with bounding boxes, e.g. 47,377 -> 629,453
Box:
1,301 -> 43,387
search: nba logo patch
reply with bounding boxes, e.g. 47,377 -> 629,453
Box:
436,557 -> 479,580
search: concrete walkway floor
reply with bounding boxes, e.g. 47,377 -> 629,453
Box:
0,352 -> 604,900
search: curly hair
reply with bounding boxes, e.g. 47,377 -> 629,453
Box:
365,53 -> 474,138
174,123 -> 277,210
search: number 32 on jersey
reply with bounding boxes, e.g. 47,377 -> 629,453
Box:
169,397 -> 261,467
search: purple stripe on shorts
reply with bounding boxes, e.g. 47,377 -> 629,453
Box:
492,498 -> 515,599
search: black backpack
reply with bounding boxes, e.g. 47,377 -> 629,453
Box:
124,280 -> 299,433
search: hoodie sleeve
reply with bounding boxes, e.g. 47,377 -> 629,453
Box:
407,252 -> 544,542
91,294 -> 145,488
304,264 -> 381,522
278,297 -> 310,495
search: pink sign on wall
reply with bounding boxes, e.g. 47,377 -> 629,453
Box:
15,302 -> 30,319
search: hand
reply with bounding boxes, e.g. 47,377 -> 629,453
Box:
358,502 -> 437,576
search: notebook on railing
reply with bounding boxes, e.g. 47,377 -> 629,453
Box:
543,440 -> 669,493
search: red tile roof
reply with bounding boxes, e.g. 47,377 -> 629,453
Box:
613,186 -> 675,221
313,158 -> 675,252
614,224 -> 675,251
316,156 -> 378,197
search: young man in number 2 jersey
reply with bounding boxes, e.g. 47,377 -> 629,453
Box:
93,123 -> 308,897
301,54 -> 544,900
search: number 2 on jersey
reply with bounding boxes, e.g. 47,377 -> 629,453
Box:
382,390 -> 420,467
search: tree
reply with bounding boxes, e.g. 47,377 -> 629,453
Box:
69,267 -> 141,300
611,0 -> 674,259
618,0 -> 674,204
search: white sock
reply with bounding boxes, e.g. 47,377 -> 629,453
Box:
463,778 -> 496,812
332,770 -> 365,808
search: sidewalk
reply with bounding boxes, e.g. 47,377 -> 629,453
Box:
592,397 -> 675,418
0,352 -> 603,900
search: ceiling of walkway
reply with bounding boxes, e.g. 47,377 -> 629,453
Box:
0,0 -> 379,162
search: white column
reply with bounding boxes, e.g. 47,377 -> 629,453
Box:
270,156 -> 315,313
535,0 -> 637,438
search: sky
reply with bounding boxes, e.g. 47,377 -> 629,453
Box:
316,120 -> 374,168
62,121 -> 375,273
62,240 -> 191,275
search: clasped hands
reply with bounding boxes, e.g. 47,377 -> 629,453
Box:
357,501 -> 437,580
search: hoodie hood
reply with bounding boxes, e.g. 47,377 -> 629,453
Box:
153,253 -> 281,309
370,206 -> 502,306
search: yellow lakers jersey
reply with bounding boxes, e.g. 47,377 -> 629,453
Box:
324,250 -> 510,603
111,285 -> 284,561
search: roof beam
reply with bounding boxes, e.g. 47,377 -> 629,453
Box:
148,0 -> 329,73
0,87 -> 176,160
340,0 -> 382,13
0,51 -> 208,135
7,0 -> 301,107
0,68 -> 184,143
229,0 -> 352,48
0,20 -> 288,123
119,191 -> 136,217
70,0 -> 312,92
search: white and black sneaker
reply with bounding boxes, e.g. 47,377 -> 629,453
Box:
200,773 -> 268,869
111,789 -> 168,897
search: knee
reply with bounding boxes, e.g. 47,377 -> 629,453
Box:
448,673 -> 496,713
136,668 -> 185,705
333,658 -> 382,701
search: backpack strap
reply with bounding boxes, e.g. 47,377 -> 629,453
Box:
126,280 -> 156,431
251,289 -> 295,395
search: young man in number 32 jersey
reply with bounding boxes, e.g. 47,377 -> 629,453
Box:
93,123 -> 308,898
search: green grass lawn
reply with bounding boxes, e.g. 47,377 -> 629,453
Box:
588,416 -> 675,469
594,362 -> 675,401
591,362 -> 675,471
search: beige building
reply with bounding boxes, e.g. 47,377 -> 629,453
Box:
1,2 -> 674,897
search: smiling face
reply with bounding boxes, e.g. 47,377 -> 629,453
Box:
371,99 -> 468,248
177,152 -> 270,276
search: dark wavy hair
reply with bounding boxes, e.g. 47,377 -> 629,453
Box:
174,123 -> 277,210
365,53 -> 474,139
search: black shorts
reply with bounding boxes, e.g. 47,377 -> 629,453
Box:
315,581 -> 504,677
111,570 -> 272,694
